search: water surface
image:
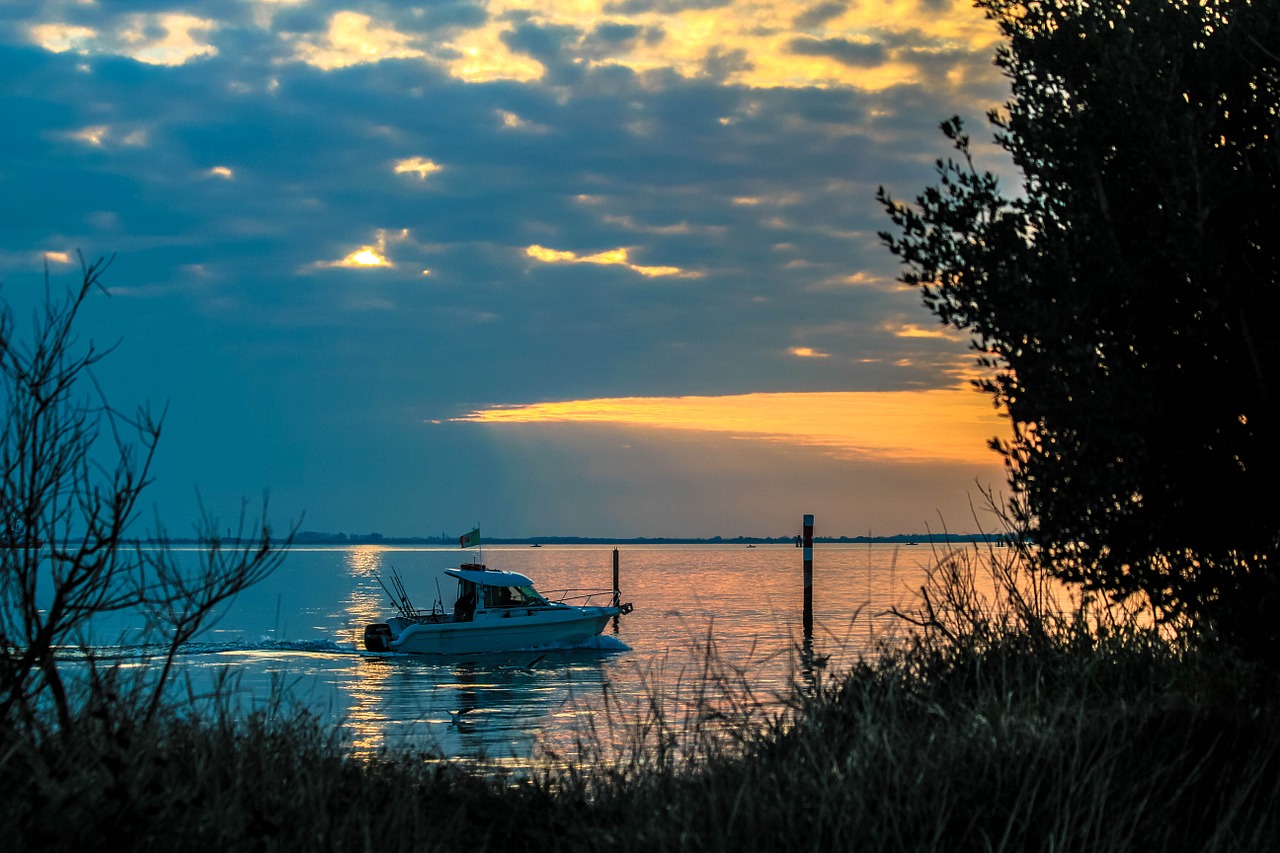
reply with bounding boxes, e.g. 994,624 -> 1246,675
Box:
123,543 -> 951,764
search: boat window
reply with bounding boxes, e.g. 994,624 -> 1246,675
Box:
484,585 -> 546,608
516,585 -> 549,606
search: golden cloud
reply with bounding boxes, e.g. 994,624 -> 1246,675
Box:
891,322 -> 963,341
307,229 -> 413,271
525,244 -> 696,278
454,388 -> 1006,465
28,1 -> 1001,92
289,12 -> 425,70
393,157 -> 443,179
476,0 -> 1000,90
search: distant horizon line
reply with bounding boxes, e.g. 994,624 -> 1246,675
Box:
249,530 -> 1010,546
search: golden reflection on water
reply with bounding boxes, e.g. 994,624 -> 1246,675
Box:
332,545 -> 605,762
247,543 -> 1087,767
340,652 -> 614,765
340,546 -> 403,646
344,656 -> 400,756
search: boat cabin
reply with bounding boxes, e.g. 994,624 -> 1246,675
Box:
447,563 -> 552,622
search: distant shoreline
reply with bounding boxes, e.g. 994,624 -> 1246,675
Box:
153,531 -> 1010,547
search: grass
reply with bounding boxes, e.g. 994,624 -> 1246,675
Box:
5,543 -> 1280,852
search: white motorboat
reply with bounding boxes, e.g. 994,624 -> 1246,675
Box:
363,562 -> 633,656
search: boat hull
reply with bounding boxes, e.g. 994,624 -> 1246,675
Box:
377,606 -> 618,656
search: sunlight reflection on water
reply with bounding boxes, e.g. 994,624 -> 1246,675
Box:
113,543 -> 972,767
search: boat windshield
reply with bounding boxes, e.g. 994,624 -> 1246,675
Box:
484,584 -> 548,608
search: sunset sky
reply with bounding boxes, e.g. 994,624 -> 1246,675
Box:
1,0 -> 1018,538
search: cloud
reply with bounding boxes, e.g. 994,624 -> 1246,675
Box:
891,322 -> 959,340
441,20 -> 546,82
793,2 -> 848,30
305,230 -> 414,271
286,11 -> 426,69
63,125 -> 109,146
454,389 -> 1006,465
525,244 -> 698,279
27,23 -> 96,54
393,157 -> 443,179
787,35 -> 887,68
120,13 -> 219,66
495,109 -> 548,132
29,13 -> 218,66
342,248 -> 393,267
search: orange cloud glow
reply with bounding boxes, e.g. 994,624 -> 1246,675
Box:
28,1 -> 1002,93
454,389 -> 1006,465
525,244 -> 696,278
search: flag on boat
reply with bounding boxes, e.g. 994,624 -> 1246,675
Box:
459,527 -> 480,548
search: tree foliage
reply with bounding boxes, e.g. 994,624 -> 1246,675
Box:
878,0 -> 1280,654
0,255 -> 292,734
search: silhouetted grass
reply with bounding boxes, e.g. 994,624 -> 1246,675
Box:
5,543 -> 1280,852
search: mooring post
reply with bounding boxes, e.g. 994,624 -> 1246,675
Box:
803,513 -> 814,640
612,547 -> 621,632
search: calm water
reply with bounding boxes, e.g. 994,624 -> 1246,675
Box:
121,543 -> 949,765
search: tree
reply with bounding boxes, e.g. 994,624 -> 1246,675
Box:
0,255 -> 293,734
877,0 -> 1280,655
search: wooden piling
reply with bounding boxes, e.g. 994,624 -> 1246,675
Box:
613,548 -> 620,633
803,514 -> 814,639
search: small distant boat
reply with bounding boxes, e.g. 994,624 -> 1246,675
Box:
364,562 -> 632,656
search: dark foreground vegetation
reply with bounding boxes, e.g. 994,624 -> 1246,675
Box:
4,540 -> 1280,852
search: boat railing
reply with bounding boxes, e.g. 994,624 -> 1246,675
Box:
406,605 -> 450,623
542,587 -> 619,607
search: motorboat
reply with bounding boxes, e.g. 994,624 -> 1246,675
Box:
363,562 -> 633,656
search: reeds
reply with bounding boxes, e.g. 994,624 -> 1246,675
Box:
4,541 -> 1280,852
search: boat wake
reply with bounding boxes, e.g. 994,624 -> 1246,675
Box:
62,638 -> 358,661
186,638 -> 359,656
579,634 -> 630,653
69,633 -> 629,662
358,632 -> 631,660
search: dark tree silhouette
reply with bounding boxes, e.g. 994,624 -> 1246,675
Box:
878,0 -> 1280,656
0,254 -> 293,733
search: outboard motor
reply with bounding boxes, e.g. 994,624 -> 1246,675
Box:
364,623 -> 393,652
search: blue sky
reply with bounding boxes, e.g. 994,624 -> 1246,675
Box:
2,0 -> 1015,538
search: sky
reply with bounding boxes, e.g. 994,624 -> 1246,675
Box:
1,0 -> 1018,539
